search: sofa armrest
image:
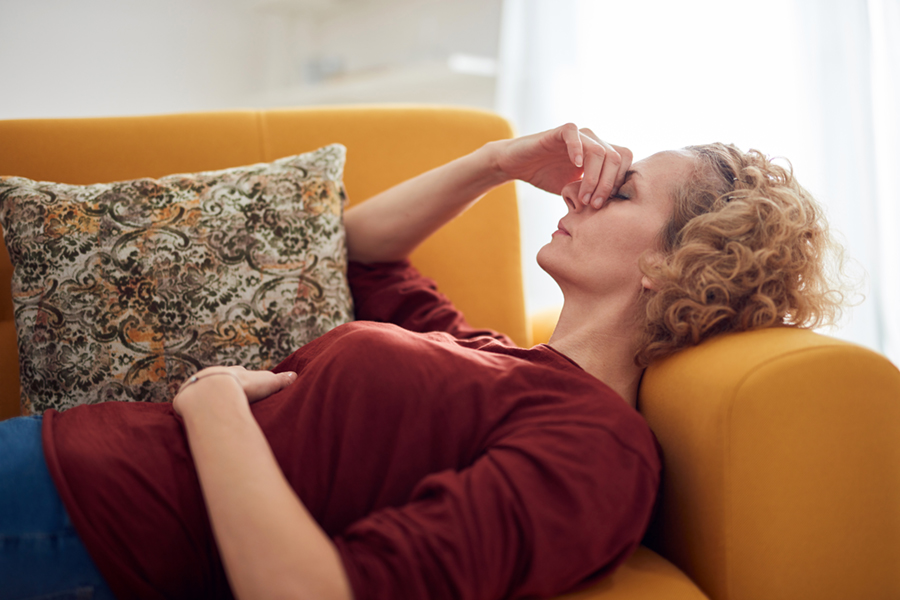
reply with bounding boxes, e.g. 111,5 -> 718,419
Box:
640,327 -> 900,600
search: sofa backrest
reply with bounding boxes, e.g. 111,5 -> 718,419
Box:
0,106 -> 528,419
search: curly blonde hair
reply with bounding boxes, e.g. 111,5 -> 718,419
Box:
635,143 -> 846,366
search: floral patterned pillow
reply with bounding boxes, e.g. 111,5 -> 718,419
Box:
0,145 -> 353,414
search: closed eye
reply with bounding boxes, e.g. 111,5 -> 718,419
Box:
609,193 -> 630,201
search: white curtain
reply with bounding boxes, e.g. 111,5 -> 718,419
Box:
497,0 -> 900,364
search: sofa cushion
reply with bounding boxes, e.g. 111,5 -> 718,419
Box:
0,144 -> 353,414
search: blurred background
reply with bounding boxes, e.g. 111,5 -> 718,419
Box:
1,0 -> 897,364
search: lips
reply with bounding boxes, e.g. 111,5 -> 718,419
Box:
554,220 -> 571,237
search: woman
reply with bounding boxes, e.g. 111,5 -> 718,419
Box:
0,124 -> 842,600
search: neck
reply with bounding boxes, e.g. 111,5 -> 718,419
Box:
547,289 -> 646,408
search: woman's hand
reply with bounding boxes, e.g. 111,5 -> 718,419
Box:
172,366 -> 297,416
492,123 -> 633,208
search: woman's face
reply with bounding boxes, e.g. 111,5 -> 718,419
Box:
537,149 -> 695,299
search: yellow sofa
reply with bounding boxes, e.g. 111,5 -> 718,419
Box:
2,106 -> 899,600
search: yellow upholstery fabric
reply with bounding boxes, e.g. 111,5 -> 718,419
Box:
559,546 -> 708,599
641,327 -> 900,600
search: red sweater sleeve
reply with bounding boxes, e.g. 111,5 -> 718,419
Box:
332,419 -> 659,600
347,260 -> 514,344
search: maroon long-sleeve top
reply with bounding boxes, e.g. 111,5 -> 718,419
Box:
42,261 -> 661,600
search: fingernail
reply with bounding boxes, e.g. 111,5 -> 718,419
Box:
286,372 -> 297,380
581,193 -> 591,204
574,154 -> 583,167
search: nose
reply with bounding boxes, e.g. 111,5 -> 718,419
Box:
561,181 -> 584,213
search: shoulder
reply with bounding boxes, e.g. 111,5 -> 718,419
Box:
475,345 -> 661,470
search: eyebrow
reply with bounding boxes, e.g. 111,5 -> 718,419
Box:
621,169 -> 640,186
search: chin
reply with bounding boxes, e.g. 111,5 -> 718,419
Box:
536,243 -> 561,283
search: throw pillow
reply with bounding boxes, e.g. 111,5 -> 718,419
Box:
0,144 -> 353,414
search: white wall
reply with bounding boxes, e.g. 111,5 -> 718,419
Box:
298,0 -> 501,75
0,0 -> 503,119
251,0 -> 503,108
0,0 -> 266,119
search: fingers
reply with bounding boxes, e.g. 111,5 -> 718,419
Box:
277,371 -> 298,389
172,367 -> 298,416
577,139 -> 609,206
611,144 -> 634,190
558,122 -> 584,168
240,369 -> 298,403
578,136 -> 618,208
579,127 -> 601,144
577,130 -> 632,208
591,142 -> 632,208
262,371 -> 298,398
185,366 -> 297,403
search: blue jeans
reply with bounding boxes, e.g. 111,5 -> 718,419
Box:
0,416 -> 115,600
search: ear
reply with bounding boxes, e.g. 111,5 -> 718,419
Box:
641,274 -> 660,292
640,251 -> 664,292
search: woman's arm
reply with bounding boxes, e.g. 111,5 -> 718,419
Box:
343,123 -> 633,263
343,144 -> 504,263
174,367 -> 353,600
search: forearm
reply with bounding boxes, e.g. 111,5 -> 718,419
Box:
343,141 -> 510,263
180,379 -> 352,600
